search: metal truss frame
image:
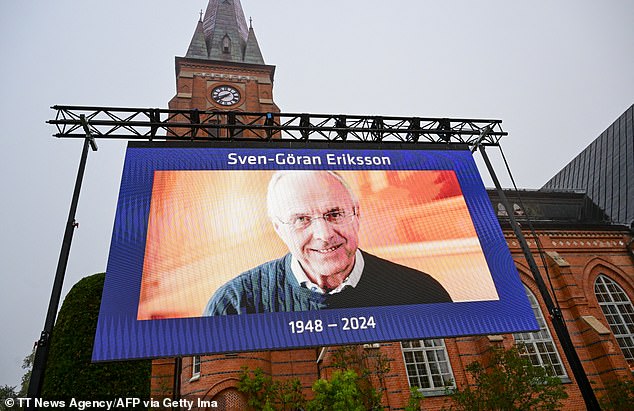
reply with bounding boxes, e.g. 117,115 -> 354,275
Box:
38,106 -> 604,410
49,105 -> 507,145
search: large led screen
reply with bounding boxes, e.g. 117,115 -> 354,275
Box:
93,142 -> 537,361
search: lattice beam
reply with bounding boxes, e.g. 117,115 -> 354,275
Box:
49,105 -> 507,145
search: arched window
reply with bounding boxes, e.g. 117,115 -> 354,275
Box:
513,285 -> 568,379
401,339 -> 455,396
594,274 -> 634,368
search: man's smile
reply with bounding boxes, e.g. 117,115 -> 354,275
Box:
270,171 -> 360,283
310,244 -> 342,254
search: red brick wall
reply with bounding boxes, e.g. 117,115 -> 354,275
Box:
508,229 -> 634,406
150,358 -> 176,399
155,228 -> 634,410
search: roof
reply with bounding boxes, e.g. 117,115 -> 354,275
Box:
487,188 -> 614,228
185,0 -> 265,64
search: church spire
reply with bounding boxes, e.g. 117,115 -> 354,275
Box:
185,18 -> 208,59
185,0 -> 265,64
244,21 -> 265,64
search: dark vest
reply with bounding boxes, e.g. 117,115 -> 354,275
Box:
204,251 -> 452,315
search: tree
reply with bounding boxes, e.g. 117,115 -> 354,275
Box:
41,273 -> 151,399
1,348 -> 35,411
599,379 -> 634,410
329,345 -> 390,410
237,367 -> 305,411
447,345 -> 568,410
18,348 -> 35,397
0,385 -> 19,411
308,370 -> 365,411
404,386 -> 426,411
237,367 -> 276,411
238,345 -> 390,410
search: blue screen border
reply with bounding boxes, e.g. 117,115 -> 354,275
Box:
93,141 -> 538,361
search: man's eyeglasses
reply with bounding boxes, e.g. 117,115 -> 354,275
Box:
277,209 -> 357,230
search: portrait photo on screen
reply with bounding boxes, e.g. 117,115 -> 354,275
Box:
137,169 -> 499,320
94,144 -> 538,361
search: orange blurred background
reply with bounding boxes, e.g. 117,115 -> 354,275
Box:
137,170 -> 498,320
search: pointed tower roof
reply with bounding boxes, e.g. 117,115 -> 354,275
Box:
185,17 -> 208,59
184,0 -> 265,64
244,22 -> 265,64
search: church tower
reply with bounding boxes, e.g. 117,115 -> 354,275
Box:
151,2 -> 303,406
169,0 -> 279,114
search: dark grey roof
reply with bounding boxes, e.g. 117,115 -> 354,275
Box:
487,189 -> 612,226
244,26 -> 264,64
185,0 -> 265,64
185,19 -> 208,59
541,104 -> 634,227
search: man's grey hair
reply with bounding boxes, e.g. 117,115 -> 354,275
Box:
266,170 -> 359,220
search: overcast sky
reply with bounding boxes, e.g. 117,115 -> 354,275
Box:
0,0 -> 632,387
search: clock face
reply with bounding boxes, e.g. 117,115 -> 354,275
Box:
211,85 -> 241,106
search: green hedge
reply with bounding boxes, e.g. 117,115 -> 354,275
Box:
42,273 -> 151,399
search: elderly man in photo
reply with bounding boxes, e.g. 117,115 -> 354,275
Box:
204,170 -> 452,315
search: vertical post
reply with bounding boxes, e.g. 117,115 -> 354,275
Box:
172,357 -> 182,410
27,116 -> 97,405
265,112 -> 275,140
478,145 -> 600,410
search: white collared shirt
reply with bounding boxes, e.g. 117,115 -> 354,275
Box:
291,249 -> 364,294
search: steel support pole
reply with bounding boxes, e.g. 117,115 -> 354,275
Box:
478,145 -> 600,410
27,116 -> 97,405
171,357 -> 182,410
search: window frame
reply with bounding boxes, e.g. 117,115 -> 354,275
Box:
400,338 -> 455,396
594,274 -> 634,370
190,355 -> 201,382
513,284 -> 569,382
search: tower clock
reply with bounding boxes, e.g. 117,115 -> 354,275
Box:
211,85 -> 241,107
168,0 -> 279,116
